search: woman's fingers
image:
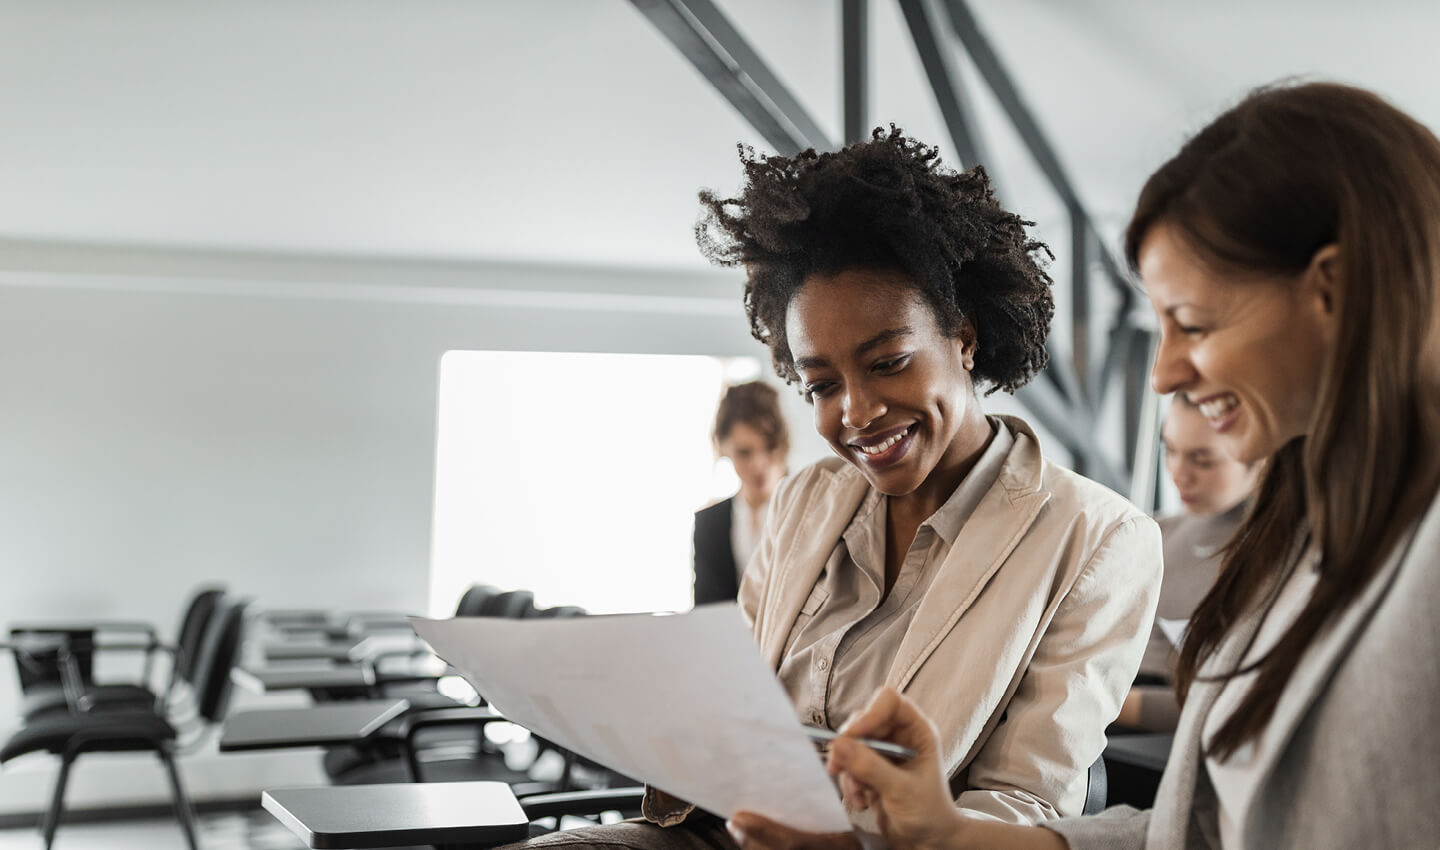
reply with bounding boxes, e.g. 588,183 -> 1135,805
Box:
838,688 -> 938,755
726,812 -> 861,850
827,735 -> 912,798
839,773 -> 877,812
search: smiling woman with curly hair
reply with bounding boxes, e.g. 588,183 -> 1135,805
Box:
505,129 -> 1162,850
698,126 -> 1054,397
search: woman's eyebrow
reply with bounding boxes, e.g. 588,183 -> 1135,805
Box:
855,327 -> 913,357
794,327 -> 912,372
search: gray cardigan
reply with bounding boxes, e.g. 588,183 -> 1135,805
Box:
1048,486 -> 1440,849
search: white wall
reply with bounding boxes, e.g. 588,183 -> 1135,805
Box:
0,243 -> 764,812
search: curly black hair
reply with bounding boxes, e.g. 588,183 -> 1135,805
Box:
696,126 -> 1054,395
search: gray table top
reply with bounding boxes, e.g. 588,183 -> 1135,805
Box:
262,781 -> 529,849
263,640 -> 362,662
1104,732 -> 1173,772
232,664 -> 375,693
219,698 -> 410,752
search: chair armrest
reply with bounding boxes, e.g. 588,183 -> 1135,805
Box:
518,786 -> 646,820
54,642 -> 180,713
10,622 -> 166,683
399,707 -> 513,782
399,706 -> 508,736
365,647 -> 448,687
10,620 -> 158,637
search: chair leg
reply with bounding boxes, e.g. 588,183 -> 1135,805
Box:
157,748 -> 200,850
40,751 -> 76,850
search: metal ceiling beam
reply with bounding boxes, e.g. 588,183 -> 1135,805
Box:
1015,376 -> 1124,490
843,0 -> 869,144
897,0 -> 990,170
630,0 -> 835,155
939,0 -> 1081,212
940,0 -> 1133,295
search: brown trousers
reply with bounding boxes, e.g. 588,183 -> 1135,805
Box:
500,816 -> 738,850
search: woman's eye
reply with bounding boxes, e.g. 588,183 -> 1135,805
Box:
805,382 -> 836,399
1179,325 -> 1206,336
874,355 -> 910,374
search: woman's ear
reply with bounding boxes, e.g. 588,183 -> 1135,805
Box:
1305,244 -> 1342,340
959,317 -> 978,372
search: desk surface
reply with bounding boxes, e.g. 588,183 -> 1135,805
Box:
219,699 -> 409,752
262,781 -> 529,849
263,641 -> 361,662
232,665 -> 375,693
1104,732 -> 1173,773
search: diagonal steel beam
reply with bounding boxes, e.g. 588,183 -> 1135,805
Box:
897,0 -> 990,170
630,0 -> 835,155
940,0 -> 1133,299
843,0 -> 869,144
939,0 -> 1082,211
1015,375 -> 1124,490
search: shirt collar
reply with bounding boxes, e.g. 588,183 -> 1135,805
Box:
926,417 -> 1014,546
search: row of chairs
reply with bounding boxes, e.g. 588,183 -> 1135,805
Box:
1,583 -> 617,849
2,587 -> 252,850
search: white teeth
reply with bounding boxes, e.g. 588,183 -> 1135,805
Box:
1199,395 -> 1239,420
860,430 -> 905,455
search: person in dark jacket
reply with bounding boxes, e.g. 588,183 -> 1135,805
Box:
693,381 -> 789,605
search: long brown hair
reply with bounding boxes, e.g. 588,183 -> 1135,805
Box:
1127,82 -> 1440,759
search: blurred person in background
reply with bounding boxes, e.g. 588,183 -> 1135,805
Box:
1116,394 -> 1259,732
694,381 -> 790,605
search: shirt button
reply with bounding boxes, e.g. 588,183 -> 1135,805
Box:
817,658 -> 829,671
811,711 -> 824,725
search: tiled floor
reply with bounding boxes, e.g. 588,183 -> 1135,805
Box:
0,810 -> 308,850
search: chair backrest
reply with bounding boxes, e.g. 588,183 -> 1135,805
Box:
174,587 -> 226,684
454,584 -> 499,617
529,605 -> 587,618
1083,753 -> 1108,815
8,628 -> 94,692
481,590 -> 535,619
189,598 -> 253,723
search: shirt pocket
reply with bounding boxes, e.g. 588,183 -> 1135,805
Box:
800,584 -> 831,616
782,584 -> 832,657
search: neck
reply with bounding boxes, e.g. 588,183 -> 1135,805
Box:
740,486 -> 771,510
891,415 -> 996,526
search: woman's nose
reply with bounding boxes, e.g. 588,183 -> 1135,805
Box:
1150,331 -> 1196,395
841,383 -> 886,431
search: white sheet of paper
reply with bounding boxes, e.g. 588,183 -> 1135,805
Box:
409,604 -> 851,833
1157,617 -> 1188,648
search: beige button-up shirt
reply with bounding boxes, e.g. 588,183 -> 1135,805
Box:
779,419 -> 1015,729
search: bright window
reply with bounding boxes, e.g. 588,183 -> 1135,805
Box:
429,351 -> 761,616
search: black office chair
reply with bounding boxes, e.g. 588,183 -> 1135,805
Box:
477,589 -> 536,619
0,597 -> 253,850
1084,753 -> 1107,814
10,586 -> 227,721
528,605 -> 588,618
455,584 -> 502,617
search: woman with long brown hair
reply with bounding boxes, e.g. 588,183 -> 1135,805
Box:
727,81 -> 1440,849
693,381 -> 790,605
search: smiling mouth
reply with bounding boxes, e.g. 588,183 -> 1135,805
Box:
858,431 -> 905,455
848,424 -> 916,466
1193,393 -> 1240,430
